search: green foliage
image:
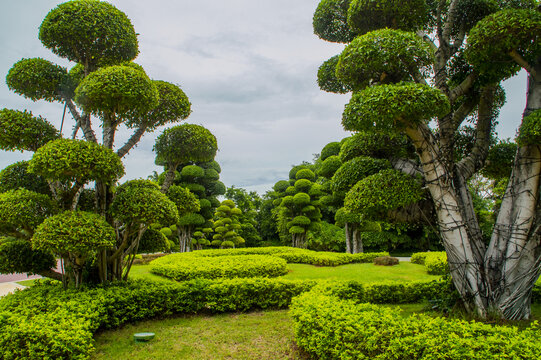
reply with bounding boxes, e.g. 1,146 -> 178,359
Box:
307,221 -> 346,252
178,213 -> 206,226
339,131 -> 404,161
181,164 -> 205,178
317,55 -> 351,93
320,141 -> 342,161
273,180 -> 290,193
331,156 -> 391,193
313,0 -> 356,43
39,0 -> 138,67
518,110 -> 541,146
154,124 -> 218,166
0,161 -> 50,195
212,200 -> 244,247
75,65 -> 159,120
6,58 -> 69,102
0,189 -> 58,238
342,82 -> 450,131
318,155 -> 342,178
347,0 -> 429,35
29,138 -> 124,184
345,169 -> 425,219
151,254 -> 288,281
481,140 -> 517,179
32,211 -> 115,258
0,278 -> 314,359
0,237 -> 56,275
110,181 -> 179,226
138,228 -> 169,254
362,229 -> 413,251
295,168 -> 316,181
465,9 -> 541,81
127,80 -> 191,130
291,289 -> 541,359
0,109 -> 59,152
336,29 -> 433,91
424,252 -> 449,275
166,184 -> 200,216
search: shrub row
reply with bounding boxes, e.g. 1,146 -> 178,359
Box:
182,246 -> 389,266
290,292 -> 541,360
411,251 -> 449,275
0,278 -> 315,360
150,254 -> 288,281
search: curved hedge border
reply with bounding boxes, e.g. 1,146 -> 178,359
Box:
291,292 -> 541,359
150,254 -> 288,280
162,246 -> 389,266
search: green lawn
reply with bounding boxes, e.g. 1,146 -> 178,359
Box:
129,261 -> 440,283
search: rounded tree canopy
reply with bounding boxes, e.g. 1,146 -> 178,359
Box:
0,161 -> 51,195
347,0 -> 429,35
115,179 -> 160,196
75,65 -> 159,120
0,109 -> 59,152
344,169 -> 424,219
296,168 -> 316,181
318,55 -> 352,94
167,184 -> 200,216
331,156 -> 391,193
337,29 -> 433,91
154,124 -> 218,167
29,139 -> 124,184
334,207 -> 363,226
39,0 -> 138,68
342,82 -> 450,132
465,9 -> 541,81
32,210 -> 115,257
293,192 -> 311,206
295,179 -> 313,193
318,155 -> 342,178
339,132 -> 405,161
178,213 -> 206,227
273,180 -> 290,193
201,160 -> 222,173
126,80 -> 191,130
320,141 -> 341,161
0,189 -> 58,237
110,182 -> 179,226
180,165 -> 205,179
0,237 -> 56,275
313,0 -> 356,43
289,164 -> 311,180
6,58 -> 69,102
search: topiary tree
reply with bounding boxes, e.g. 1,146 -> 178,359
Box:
275,168 -> 323,248
312,0 -> 541,319
0,161 -> 51,195
0,0 -> 193,286
166,184 -> 201,252
225,186 -> 263,247
211,200 -> 245,248
32,210 -> 116,288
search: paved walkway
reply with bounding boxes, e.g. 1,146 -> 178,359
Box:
0,281 -> 27,297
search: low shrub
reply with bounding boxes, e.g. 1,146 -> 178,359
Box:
150,254 -> 288,281
180,246 -> 388,266
0,278 -> 315,360
374,256 -> 399,266
424,252 -> 449,275
290,292 -> 541,360
410,251 -> 430,265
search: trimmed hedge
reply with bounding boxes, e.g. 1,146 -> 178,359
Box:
411,251 -> 449,275
172,246 -> 388,266
150,254 -> 288,281
0,278 -> 315,360
290,293 -> 541,360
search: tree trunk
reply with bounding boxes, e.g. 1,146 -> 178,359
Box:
345,223 -> 352,254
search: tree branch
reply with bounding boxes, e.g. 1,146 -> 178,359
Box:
449,72 -> 477,102
451,96 -> 478,131
456,85 -> 496,180
390,158 -> 423,177
116,125 -> 148,158
509,50 -> 537,79
64,99 -> 97,143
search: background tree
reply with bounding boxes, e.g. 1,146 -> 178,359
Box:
225,186 -> 263,247
211,200 -> 245,248
313,0 -> 541,319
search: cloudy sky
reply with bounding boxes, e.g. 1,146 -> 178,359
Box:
0,0 -> 528,194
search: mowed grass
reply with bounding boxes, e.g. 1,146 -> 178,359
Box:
129,260 -> 440,283
283,262 -> 440,283
92,309 -> 309,360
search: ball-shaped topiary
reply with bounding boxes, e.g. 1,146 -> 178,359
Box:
167,185 -> 201,216
181,165 -> 205,178
318,155 -> 342,178
331,156 -> 391,193
32,210 -> 115,258
0,237 -> 56,275
317,56 -> 352,94
336,29 -> 433,91
39,0 -> 139,67
320,141 -> 342,161
313,0 -> 356,43
75,65 -> 159,120
293,192 -> 311,206
0,109 -> 59,152
296,169 -> 316,181
339,132 -> 404,161
342,82 -> 450,132
0,161 -> 50,195
29,138 -> 125,184
6,58 -> 69,102
138,228 -> 169,254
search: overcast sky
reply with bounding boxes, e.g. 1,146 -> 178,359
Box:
0,0 -> 528,194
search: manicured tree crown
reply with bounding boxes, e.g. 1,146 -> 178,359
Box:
29,138 -> 124,184
154,124 -> 218,166
0,109 -> 59,152
313,0 -> 356,43
0,161 -> 51,195
39,0 -> 139,68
